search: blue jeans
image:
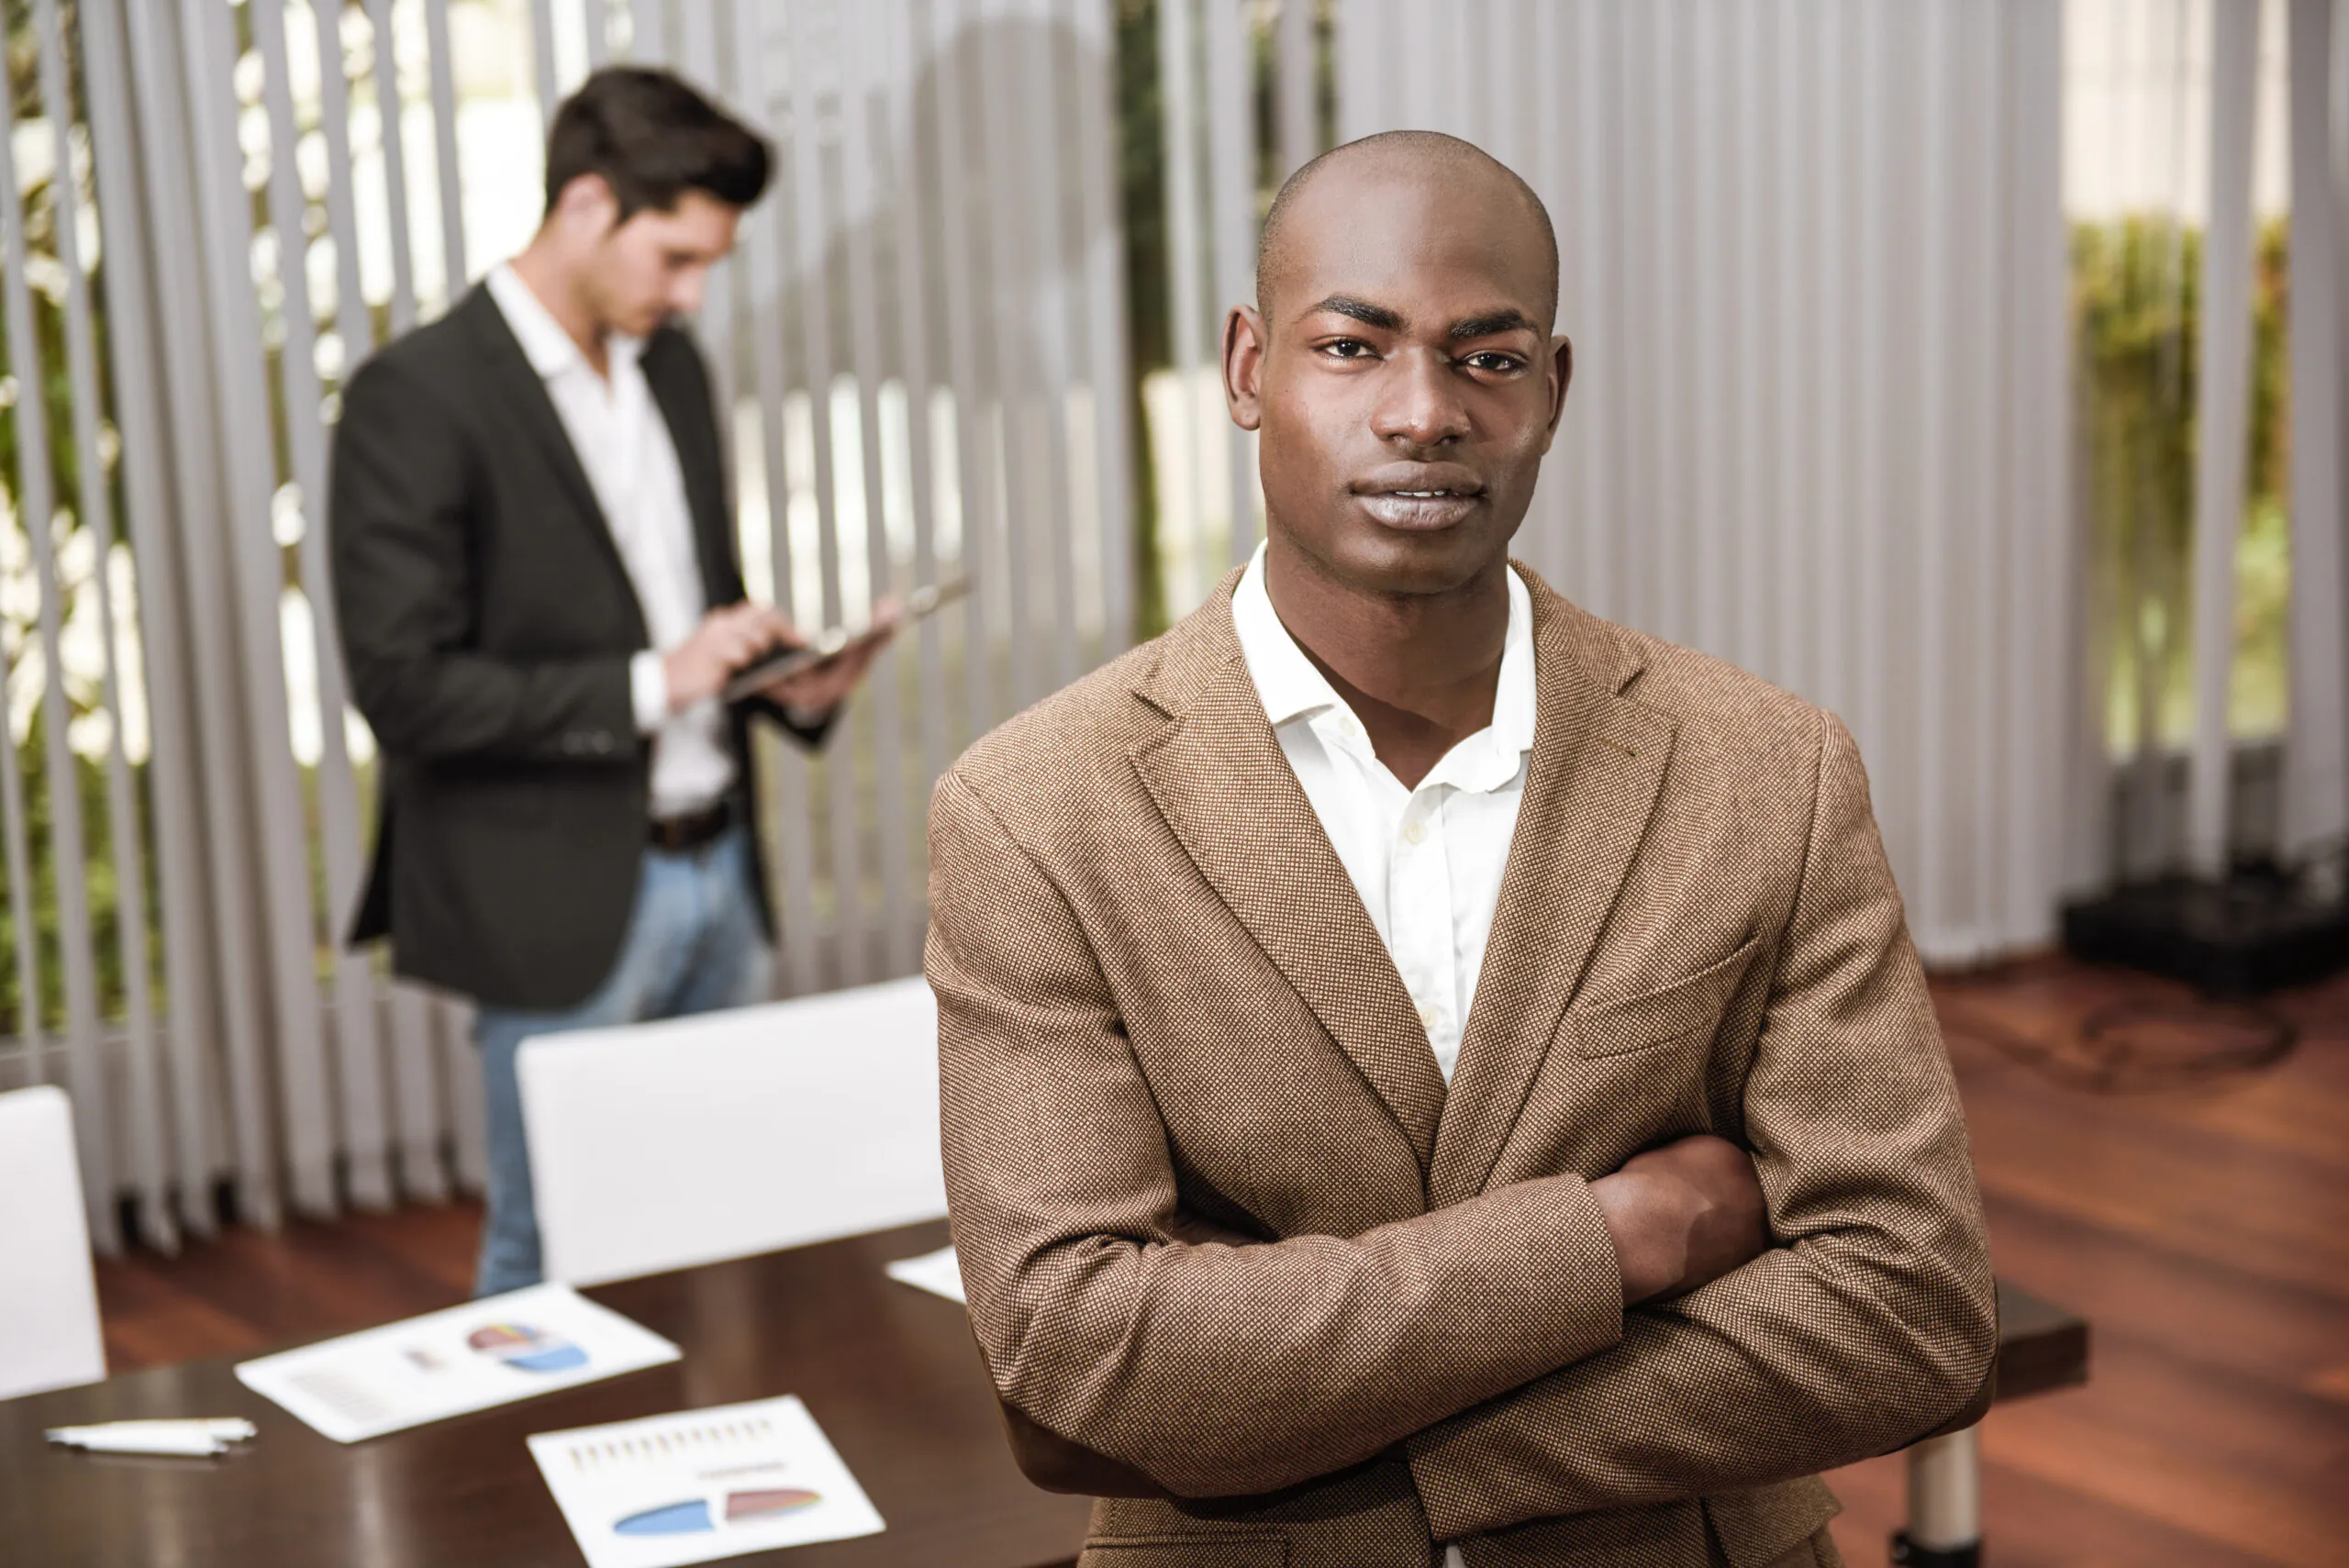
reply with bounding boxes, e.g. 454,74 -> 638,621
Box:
473,824 -> 773,1296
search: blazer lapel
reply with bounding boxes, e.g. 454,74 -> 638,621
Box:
461,288 -> 642,628
642,332 -> 735,607
1426,574 -> 1676,1208
1130,597 -> 1447,1172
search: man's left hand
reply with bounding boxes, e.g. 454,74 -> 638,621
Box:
751,598 -> 902,716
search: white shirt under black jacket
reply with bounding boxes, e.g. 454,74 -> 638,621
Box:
1229,541 -> 1534,1568
484,263 -> 731,821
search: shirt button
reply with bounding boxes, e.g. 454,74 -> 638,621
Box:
1418,1005 -> 1439,1029
1402,820 -> 1424,845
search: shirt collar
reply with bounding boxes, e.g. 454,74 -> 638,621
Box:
1486,566 -> 1538,760
485,262 -> 645,381
1230,541 -> 1538,784
1230,542 -> 1344,728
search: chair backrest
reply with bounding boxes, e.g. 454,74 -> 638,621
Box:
0,1085 -> 106,1401
519,976 -> 948,1286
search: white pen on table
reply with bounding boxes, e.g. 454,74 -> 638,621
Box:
46,1418 -> 258,1457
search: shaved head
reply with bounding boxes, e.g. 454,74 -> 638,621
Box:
1255,131 -> 1559,327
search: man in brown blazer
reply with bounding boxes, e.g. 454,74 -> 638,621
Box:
926,132 -> 1996,1568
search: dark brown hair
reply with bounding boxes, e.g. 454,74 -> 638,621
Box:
542,67 -> 771,221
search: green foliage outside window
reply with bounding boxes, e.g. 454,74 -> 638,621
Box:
0,722 -> 139,1039
2076,215 -> 2292,756
0,3 -> 159,1040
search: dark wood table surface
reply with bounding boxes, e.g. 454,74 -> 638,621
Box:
1987,1278 -> 2090,1404
0,1218 -> 1091,1568
2,1209 -> 2089,1568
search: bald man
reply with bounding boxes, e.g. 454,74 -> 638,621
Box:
927,132 -> 1995,1568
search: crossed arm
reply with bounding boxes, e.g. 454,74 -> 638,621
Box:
926,714 -> 1995,1514
1402,717 -> 1996,1536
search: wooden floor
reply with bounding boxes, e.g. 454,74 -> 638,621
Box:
90,956 -> 2349,1567
1822,958 -> 2349,1568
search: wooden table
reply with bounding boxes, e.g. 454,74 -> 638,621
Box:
0,1219 -> 1090,1568
1893,1280 -> 2090,1567
1987,1279 -> 2089,1403
3,1219 -> 2090,1568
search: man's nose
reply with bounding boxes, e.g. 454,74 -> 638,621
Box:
1369,349 -> 1471,447
671,269 -> 708,318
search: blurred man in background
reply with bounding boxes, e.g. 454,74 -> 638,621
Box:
332,68 -> 890,1296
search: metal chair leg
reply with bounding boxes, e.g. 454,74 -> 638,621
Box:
1892,1425 -> 1981,1567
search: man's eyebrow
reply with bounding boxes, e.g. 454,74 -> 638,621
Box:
1449,308 -> 1537,339
1307,295 -> 1405,331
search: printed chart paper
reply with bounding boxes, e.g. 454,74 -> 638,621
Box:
884,1244 -> 964,1304
235,1283 -> 681,1442
529,1396 -> 885,1568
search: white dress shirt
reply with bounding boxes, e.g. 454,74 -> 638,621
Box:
484,264 -> 733,818
1230,542 -> 1535,1083
1231,544 -> 1533,1568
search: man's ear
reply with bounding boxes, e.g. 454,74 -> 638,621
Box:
554,172 -> 620,236
1542,332 -> 1575,441
1223,305 -> 1267,432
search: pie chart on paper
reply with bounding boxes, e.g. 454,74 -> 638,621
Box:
466,1321 -> 590,1373
728,1489 -> 824,1520
614,1490 -> 824,1535
528,1394 -> 885,1565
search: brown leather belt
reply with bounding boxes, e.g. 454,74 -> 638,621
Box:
649,798 -> 733,853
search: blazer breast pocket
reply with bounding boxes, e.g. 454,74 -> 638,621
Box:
1567,934 -> 1765,1060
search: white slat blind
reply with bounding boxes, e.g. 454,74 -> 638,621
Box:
2285,0 -> 2349,877
0,0 -> 1130,1244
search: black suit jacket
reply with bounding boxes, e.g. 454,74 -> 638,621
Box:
330,284 -> 826,1009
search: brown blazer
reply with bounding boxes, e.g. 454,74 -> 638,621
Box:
926,567 -> 1996,1568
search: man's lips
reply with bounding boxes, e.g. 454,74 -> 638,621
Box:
1352,464 -> 1486,529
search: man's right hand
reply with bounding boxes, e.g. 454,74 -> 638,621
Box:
662,601 -> 794,711
1590,1133 -> 1770,1305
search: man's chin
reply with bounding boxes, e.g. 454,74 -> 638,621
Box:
1308,528 -> 1508,599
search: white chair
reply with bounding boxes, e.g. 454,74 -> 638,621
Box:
518,975 -> 948,1286
0,1084 -> 106,1401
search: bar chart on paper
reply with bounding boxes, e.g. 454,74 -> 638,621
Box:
529,1396 -> 885,1568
